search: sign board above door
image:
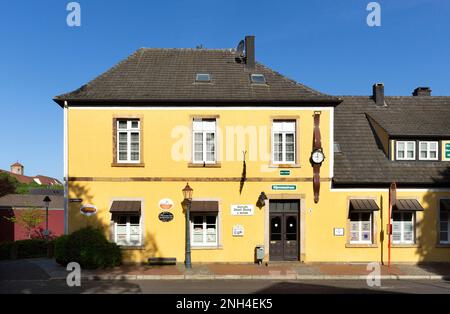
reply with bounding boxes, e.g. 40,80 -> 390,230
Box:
272,185 -> 297,191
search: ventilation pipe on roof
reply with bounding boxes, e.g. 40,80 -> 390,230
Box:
245,35 -> 255,70
412,87 -> 431,96
372,83 -> 386,106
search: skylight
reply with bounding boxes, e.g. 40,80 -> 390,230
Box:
250,74 -> 266,84
196,73 -> 211,82
334,143 -> 342,153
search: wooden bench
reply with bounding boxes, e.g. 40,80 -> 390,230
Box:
148,257 -> 177,265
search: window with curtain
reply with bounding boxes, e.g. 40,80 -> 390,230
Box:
392,212 -> 415,244
349,212 -> 372,244
191,214 -> 218,247
113,215 -> 141,246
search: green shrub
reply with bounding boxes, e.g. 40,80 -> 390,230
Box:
0,241 -> 14,260
15,239 -> 49,259
54,235 -> 70,265
0,239 -> 52,260
55,227 -> 122,269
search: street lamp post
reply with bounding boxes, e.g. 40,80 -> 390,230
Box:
43,196 -> 51,241
182,183 -> 193,269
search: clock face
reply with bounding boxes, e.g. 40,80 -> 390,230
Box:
312,150 -> 324,164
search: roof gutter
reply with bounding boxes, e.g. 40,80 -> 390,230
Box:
53,97 -> 343,108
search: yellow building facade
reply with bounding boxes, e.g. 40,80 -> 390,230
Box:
56,39 -> 450,264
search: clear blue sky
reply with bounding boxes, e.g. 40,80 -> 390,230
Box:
1,0 -> 449,180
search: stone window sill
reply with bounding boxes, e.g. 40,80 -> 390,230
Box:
269,164 -> 301,168
188,163 -> 221,168
345,243 -> 378,248
111,163 -> 145,168
436,243 -> 450,248
191,246 -> 223,250
391,244 -> 420,248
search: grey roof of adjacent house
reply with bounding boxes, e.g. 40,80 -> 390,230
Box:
0,194 -> 64,209
54,48 -> 341,106
334,95 -> 450,187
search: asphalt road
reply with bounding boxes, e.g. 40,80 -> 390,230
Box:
0,279 -> 449,294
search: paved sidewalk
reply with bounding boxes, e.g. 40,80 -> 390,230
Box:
20,259 -> 450,281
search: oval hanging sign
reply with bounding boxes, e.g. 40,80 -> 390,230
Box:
159,198 -> 174,210
159,212 -> 174,222
80,204 -> 98,217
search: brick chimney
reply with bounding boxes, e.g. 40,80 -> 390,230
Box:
245,35 -> 255,70
372,83 -> 385,106
10,162 -> 24,175
413,87 -> 431,96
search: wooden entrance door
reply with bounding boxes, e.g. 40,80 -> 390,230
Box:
269,200 -> 299,261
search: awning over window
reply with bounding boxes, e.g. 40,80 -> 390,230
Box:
441,199 -> 450,211
110,201 -> 141,213
394,199 -> 424,211
190,201 -> 219,213
349,199 -> 380,212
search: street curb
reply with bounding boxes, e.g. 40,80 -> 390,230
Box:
49,274 -> 450,281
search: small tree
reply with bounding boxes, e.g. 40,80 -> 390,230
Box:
0,172 -> 18,197
3,208 -> 44,239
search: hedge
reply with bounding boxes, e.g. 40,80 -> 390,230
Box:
0,239 -> 52,260
54,227 -> 122,269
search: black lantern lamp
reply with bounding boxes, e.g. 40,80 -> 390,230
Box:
256,192 -> 267,208
182,183 -> 193,201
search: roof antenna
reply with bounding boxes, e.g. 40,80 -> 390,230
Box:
235,40 -> 245,63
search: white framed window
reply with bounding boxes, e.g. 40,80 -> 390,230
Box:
114,215 -> 141,246
349,212 -> 372,244
192,119 -> 216,164
272,121 -> 296,164
439,200 -> 450,244
392,212 -> 415,244
396,141 -> 416,160
191,214 -> 218,247
117,120 -> 140,163
419,141 -> 438,160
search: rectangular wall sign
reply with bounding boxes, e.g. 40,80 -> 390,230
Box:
231,205 -> 254,216
272,185 -> 297,191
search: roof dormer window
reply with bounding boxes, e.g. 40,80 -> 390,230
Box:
396,141 -> 416,161
195,73 -> 211,83
250,74 -> 266,84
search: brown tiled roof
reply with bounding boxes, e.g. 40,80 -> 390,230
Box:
0,170 -> 62,186
0,170 -> 34,184
11,162 -> 23,167
0,194 -> 64,209
34,175 -> 62,186
334,96 -> 450,187
54,48 -> 341,106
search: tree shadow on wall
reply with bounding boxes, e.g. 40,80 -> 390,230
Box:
68,183 -> 161,268
414,166 -> 450,277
